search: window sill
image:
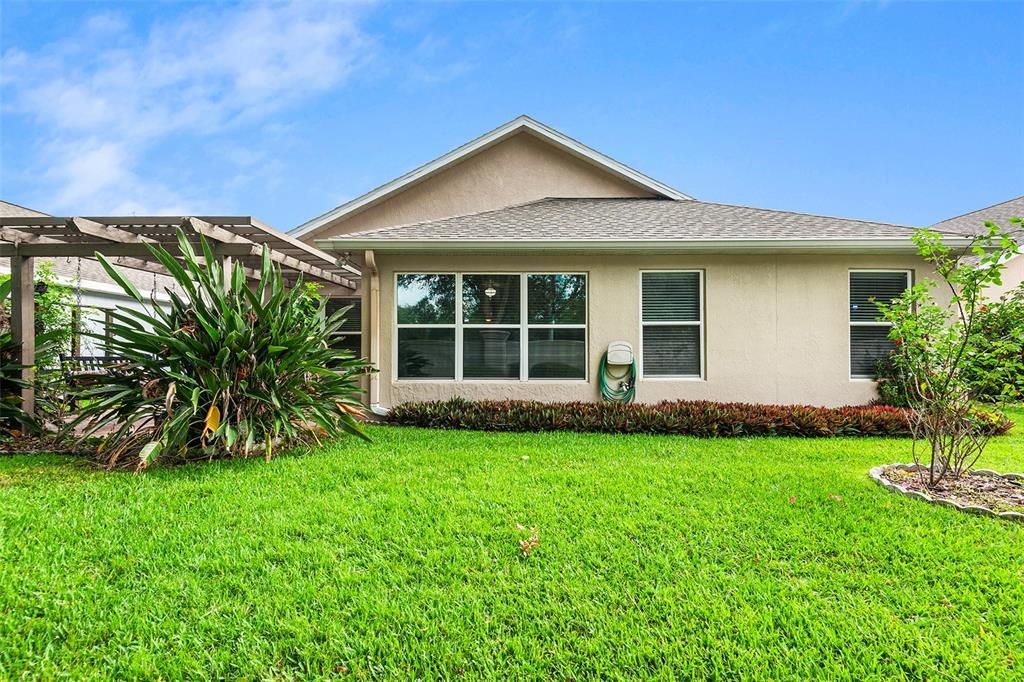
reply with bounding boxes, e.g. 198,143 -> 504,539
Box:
393,379 -> 590,384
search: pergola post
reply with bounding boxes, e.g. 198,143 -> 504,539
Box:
10,251 -> 36,417
219,253 -> 234,293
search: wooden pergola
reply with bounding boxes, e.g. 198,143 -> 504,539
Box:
1,215 -> 360,416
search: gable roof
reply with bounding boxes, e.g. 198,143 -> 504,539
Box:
932,195 -> 1024,233
932,195 -> 1024,265
290,115 -> 692,240
316,197 -> 975,254
933,195 -> 1024,245
0,199 -> 48,219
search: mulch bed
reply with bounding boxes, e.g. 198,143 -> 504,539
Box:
877,464 -> 1024,517
0,434 -> 94,457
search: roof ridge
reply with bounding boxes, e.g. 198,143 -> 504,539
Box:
932,195 -> 1024,227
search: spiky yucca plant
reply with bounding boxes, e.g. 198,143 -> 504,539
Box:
67,229 -> 371,469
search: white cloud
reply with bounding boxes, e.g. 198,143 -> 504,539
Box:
2,1 -> 376,215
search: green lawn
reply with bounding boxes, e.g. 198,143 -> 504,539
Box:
2,410 -> 1023,680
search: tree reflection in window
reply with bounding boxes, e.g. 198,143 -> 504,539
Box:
397,274 -> 455,324
527,275 -> 586,325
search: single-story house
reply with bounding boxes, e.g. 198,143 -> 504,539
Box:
291,115 -> 993,411
932,195 -> 1024,300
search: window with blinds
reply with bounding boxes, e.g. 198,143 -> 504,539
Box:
849,270 -> 910,378
326,297 -> 363,358
640,271 -> 703,378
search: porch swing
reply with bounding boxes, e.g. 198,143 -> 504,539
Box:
60,258 -> 120,387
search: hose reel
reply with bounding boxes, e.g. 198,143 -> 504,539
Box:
599,340 -> 636,403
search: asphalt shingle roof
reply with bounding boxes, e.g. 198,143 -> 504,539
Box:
340,198 -> 932,242
932,196 -> 1024,243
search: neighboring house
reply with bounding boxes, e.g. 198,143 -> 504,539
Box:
932,195 -> 1024,300
294,115 -> 974,410
0,200 -> 176,357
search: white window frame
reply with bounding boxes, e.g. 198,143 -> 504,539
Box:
394,272 -> 458,382
848,269 -> 912,381
394,272 -> 588,382
638,269 -> 705,380
524,273 -> 589,382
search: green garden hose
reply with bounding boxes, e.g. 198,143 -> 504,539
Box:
599,352 -> 636,403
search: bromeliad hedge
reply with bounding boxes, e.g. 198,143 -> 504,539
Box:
387,397 -> 1014,438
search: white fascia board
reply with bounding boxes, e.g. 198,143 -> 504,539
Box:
316,237 -> 976,255
289,115 -> 692,240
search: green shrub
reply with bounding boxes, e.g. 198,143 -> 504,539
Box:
1,279 -> 62,436
67,230 -> 372,469
878,283 -> 1024,407
387,397 -> 1014,438
967,284 -> 1024,401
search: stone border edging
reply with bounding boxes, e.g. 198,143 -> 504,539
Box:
869,463 -> 1024,522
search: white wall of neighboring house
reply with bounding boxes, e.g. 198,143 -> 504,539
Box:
0,261 -> 173,358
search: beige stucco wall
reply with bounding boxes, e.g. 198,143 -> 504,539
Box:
311,132 -> 656,239
367,252 -> 945,408
985,254 -> 1024,300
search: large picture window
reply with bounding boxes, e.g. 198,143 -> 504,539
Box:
396,274 -> 456,379
849,270 -> 911,379
396,273 -> 587,381
640,271 -> 703,378
463,274 -> 521,379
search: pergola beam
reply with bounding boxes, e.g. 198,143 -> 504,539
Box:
186,217 -> 354,289
1,215 -> 357,289
71,217 -> 158,246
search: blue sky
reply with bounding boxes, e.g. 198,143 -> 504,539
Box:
1,1 -> 1021,230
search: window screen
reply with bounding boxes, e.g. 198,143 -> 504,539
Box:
326,297 -> 362,357
849,271 -> 910,379
641,272 -> 702,377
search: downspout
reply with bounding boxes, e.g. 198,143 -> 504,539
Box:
364,249 -> 389,416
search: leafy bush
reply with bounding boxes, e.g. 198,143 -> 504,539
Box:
967,284 -> 1024,402
67,230 -> 371,469
1,279 -> 61,436
0,261 -> 75,368
1,279 -> 34,434
387,397 -> 1013,438
877,283 -> 1024,407
873,354 -> 910,409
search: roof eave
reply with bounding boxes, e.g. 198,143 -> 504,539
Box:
316,237 -> 971,255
